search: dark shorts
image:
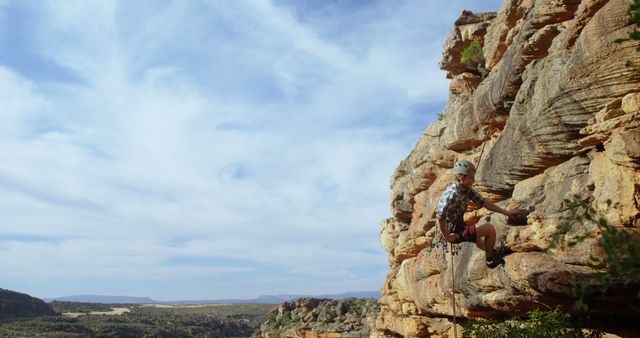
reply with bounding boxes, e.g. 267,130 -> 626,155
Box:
452,223 -> 476,243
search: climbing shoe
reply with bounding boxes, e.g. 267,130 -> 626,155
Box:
485,255 -> 504,269
494,241 -> 506,257
486,242 -> 506,269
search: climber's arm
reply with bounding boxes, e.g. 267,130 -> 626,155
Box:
484,200 -> 518,219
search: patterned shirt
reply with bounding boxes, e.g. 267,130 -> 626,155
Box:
431,181 -> 486,254
435,181 -> 486,234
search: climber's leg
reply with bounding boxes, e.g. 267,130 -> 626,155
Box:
475,223 -> 496,259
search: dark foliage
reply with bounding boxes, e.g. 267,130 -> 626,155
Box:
548,194 -> 640,312
0,289 -> 56,321
0,303 -> 272,337
460,40 -> 489,77
614,0 -> 640,49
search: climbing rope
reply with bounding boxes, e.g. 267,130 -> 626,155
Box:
449,45 -> 516,338
474,107 -> 499,170
450,242 -> 458,338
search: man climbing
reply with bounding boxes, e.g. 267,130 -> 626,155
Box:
436,159 -> 520,269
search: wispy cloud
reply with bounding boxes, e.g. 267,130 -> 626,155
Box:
0,0 -> 502,299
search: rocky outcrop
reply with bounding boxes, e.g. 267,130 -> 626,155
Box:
258,298 -> 379,338
376,0 -> 640,337
440,11 -> 497,78
0,288 -> 56,320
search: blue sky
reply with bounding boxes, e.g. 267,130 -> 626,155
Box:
0,0 -> 502,300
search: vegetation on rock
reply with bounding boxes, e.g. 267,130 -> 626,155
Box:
463,308 -> 603,338
615,0 -> 640,49
460,40 -> 488,77
257,298 -> 379,338
549,194 -> 640,312
615,0 -> 640,81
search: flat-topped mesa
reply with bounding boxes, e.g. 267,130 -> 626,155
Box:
377,0 -> 640,337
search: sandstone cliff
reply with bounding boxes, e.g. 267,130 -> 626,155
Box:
376,0 -> 640,336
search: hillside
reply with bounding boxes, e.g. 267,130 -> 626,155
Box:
0,288 -> 55,320
375,0 -> 640,336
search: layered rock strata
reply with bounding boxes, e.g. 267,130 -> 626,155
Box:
376,1 -> 640,337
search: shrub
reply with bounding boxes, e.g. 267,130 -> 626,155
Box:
281,310 -> 293,327
460,40 -> 488,77
347,301 -> 364,317
267,312 -> 277,325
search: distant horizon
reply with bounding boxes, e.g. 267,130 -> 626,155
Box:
0,0 -> 502,300
43,290 -> 382,304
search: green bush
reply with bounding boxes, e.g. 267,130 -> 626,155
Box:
460,40 -> 488,77
281,310 -> 292,327
267,312 -> 277,325
347,302 -> 364,317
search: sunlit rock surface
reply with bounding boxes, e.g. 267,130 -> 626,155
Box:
375,0 -> 640,336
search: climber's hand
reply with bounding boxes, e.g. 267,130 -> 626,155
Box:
505,209 -> 520,220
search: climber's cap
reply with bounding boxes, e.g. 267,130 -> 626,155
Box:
453,160 -> 476,176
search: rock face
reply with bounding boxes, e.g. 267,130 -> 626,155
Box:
258,298 -> 379,338
376,1 -> 640,337
0,288 -> 56,320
